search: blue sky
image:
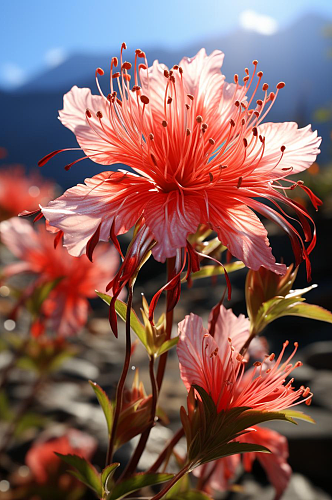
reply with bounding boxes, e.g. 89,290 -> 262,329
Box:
1,0 -> 332,89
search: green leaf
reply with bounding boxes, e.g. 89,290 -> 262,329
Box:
283,409 -> 315,424
107,473 -> 173,500
55,453 -> 102,497
253,295 -> 332,335
96,292 -> 147,346
276,302 -> 332,323
188,261 -> 245,281
157,336 -> 179,357
102,463 -> 121,495
164,472 -> 190,497
89,381 -> 113,435
199,442 -> 270,467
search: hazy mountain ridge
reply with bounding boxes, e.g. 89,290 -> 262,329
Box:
1,14 -> 331,188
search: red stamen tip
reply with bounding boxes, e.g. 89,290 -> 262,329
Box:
277,81 -> 286,89
96,67 -> 104,76
140,95 -> 149,105
122,61 -> 132,70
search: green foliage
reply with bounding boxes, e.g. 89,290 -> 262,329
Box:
181,386 -> 300,471
55,454 -> 103,497
186,261 -> 245,281
106,473 -> 173,500
102,463 -> 121,498
89,381 -> 114,436
97,292 -> 179,358
253,294 -> 332,335
96,292 -> 147,345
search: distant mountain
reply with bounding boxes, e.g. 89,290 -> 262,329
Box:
1,13 -> 331,188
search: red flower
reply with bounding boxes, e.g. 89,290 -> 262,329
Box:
25,429 -> 96,484
1,217 -> 120,336
40,46 -> 321,280
177,305 -> 312,413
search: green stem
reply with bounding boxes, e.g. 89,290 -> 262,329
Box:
106,286 -> 133,466
151,464 -> 190,500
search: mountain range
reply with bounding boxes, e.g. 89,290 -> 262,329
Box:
0,13 -> 331,188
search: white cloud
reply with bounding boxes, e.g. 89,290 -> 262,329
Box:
240,10 -> 278,36
1,63 -> 26,88
45,47 -> 67,68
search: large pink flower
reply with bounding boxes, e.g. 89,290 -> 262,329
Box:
177,305 -> 312,413
40,46 -> 321,279
0,217 -> 120,336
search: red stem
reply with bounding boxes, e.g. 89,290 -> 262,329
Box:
156,257 -> 176,391
148,427 -> 185,473
151,464 -> 190,500
118,354 -> 158,480
106,286 -> 133,466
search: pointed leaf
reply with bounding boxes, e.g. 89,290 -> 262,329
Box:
276,302 -> 332,323
188,262 -> 245,281
89,381 -> 113,435
107,473 -> 173,500
102,463 -> 121,495
199,442 -> 271,467
96,292 -> 147,346
55,453 -> 102,496
157,336 -> 179,357
283,409 -> 315,423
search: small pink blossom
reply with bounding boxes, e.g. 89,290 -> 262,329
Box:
40,46 -> 321,280
177,305 -> 312,413
0,217 -> 120,336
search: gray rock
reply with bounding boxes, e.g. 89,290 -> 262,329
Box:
300,342 -> 332,370
311,371 -> 332,410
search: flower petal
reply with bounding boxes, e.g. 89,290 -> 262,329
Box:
42,171 -> 153,257
209,305 -> 250,357
179,48 -> 225,107
144,191 -> 202,262
241,426 -> 291,500
208,195 -> 286,274
252,122 -> 321,178
59,86 -> 116,165
177,313 -> 223,405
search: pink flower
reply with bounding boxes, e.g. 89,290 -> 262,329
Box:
0,165 -> 55,221
177,305 -> 312,413
195,426 -> 291,500
0,217 -> 120,336
40,46 -> 321,280
240,426 -> 292,500
26,429 -> 96,484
